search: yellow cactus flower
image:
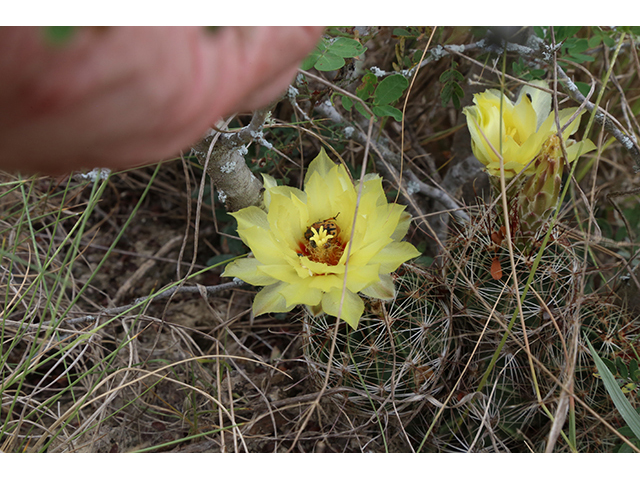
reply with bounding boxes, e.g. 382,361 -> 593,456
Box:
463,80 -> 596,178
222,149 -> 420,329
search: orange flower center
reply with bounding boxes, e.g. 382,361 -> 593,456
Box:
300,216 -> 345,266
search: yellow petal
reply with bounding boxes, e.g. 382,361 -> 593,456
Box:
253,283 -> 292,316
391,209 -> 412,241
308,272 -> 344,292
514,128 -> 549,169
231,206 -> 269,232
305,159 -> 356,225
261,173 -> 278,209
360,273 -> 396,300
258,263 -> 302,284
241,226 -> 294,266
222,257 -> 279,286
304,148 -> 350,184
347,236 -> 393,267
307,302 -> 324,317
502,160 -> 529,176
268,184 -> 308,204
565,138 -> 596,162
511,92 -> 538,143
518,80 -> 551,130
371,241 -> 421,274
278,281 -> 323,308
360,195 -> 403,241
267,192 -> 308,250
465,105 -> 503,167
344,262 -> 381,292
321,288 -> 365,329
262,173 -> 278,190
555,107 -> 582,136
502,135 -> 534,174
298,255 -> 345,277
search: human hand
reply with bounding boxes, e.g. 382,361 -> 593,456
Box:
0,26 -> 324,174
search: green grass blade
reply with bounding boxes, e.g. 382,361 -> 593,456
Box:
586,338 -> 640,440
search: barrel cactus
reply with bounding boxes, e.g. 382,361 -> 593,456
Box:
427,205 -> 580,451
302,264 -> 451,418
418,79 -> 596,451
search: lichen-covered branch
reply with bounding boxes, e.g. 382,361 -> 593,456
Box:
192,103 -> 277,212
554,64 -> 640,170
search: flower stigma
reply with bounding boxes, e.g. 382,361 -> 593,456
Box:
301,216 -> 344,266
309,225 -> 333,248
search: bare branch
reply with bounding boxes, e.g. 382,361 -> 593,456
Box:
61,278 -> 248,326
404,170 -> 470,223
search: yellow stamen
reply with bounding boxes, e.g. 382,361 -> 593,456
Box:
309,226 -> 334,248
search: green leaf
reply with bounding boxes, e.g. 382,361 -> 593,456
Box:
440,82 -> 464,109
587,338 -> 640,441
393,28 -> 413,37
617,357 -> 629,378
533,26 -> 546,39
619,26 -> 640,35
450,69 -> 464,82
355,102 -> 373,120
373,74 -> 409,106
328,37 -> 366,57
315,52 -> 346,71
588,35 -> 602,49
451,93 -> 462,110
619,424 -> 638,437
575,81 -> 591,97
555,26 -> 583,43
300,38 -> 330,70
440,66 -> 463,84
603,357 -> 617,375
512,59 -> 524,76
567,53 -> 595,64
440,69 -> 453,83
441,83 -> 453,107
630,359 -> 640,382
530,69 -> 546,79
618,441 -> 640,453
356,72 -> 377,100
372,104 -> 404,122
566,38 -> 589,54
301,36 -> 365,72
603,34 -> 617,47
300,51 -> 321,70
341,95 -> 353,112
562,37 -> 595,63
